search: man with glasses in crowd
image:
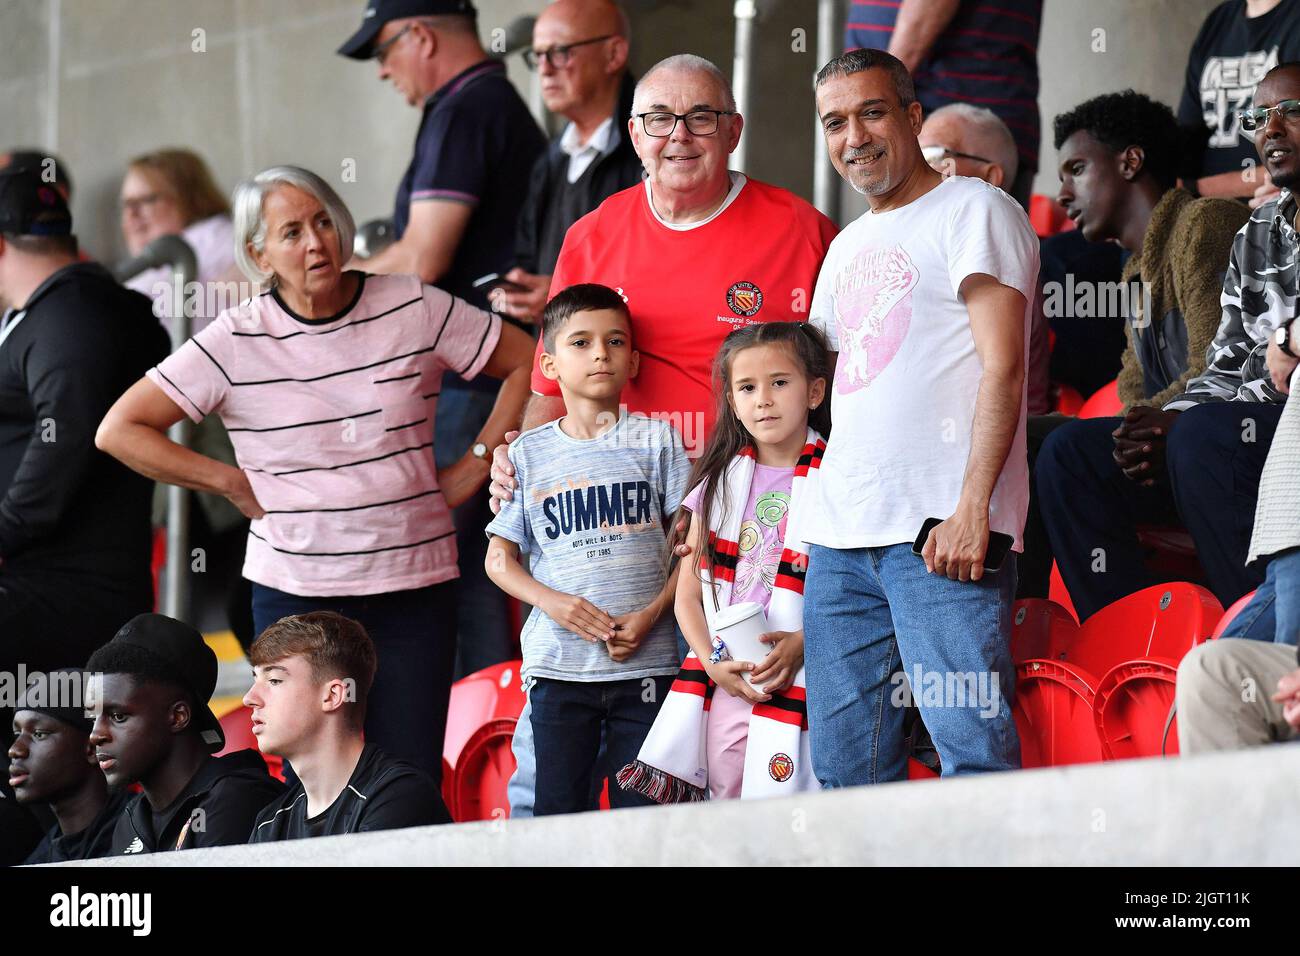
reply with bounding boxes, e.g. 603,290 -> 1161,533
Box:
492,0 -> 644,327
489,53 -> 838,817
339,0 -> 547,677
803,49 -> 1038,784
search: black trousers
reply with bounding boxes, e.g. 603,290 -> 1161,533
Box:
1035,401 -> 1283,620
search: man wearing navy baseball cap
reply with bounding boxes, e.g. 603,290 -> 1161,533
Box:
87,613 -> 284,854
337,0 -> 477,61
0,168 -> 169,786
339,1 -> 545,692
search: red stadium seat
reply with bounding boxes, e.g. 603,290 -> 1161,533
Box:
450,717 -> 517,822
1010,598 -> 1079,664
1052,383 -> 1085,416
443,660 -> 525,771
1047,561 -> 1078,622
215,705 -> 285,782
151,527 -> 166,611
1074,584 -> 1221,761
1212,590 -> 1258,639
1013,658 -> 1103,767
907,757 -> 940,779
1092,658 -> 1182,759
1078,379 -> 1122,419
1068,583 -> 1222,682
1029,193 -> 1075,238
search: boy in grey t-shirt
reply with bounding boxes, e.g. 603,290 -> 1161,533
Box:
485,284 -> 689,815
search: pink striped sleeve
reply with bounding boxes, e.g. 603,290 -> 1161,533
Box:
423,286 -> 502,380
145,320 -> 234,422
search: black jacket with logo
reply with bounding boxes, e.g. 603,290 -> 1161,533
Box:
249,743 -> 448,842
109,750 -> 284,854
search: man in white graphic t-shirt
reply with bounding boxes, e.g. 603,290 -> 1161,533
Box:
803,49 -> 1039,786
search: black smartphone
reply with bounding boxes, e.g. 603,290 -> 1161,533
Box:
472,272 -> 529,294
910,516 -> 1014,573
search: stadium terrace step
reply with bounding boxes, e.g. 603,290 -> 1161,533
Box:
54,744 -> 1298,867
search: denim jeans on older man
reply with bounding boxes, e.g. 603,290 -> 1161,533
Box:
803,542 -> 1021,786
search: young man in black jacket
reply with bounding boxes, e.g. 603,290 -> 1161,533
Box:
9,669 -> 127,864
247,612 -> 448,842
87,614 -> 284,854
0,167 -> 170,687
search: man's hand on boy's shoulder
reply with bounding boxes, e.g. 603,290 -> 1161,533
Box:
488,430 -> 521,515
606,606 -> 657,662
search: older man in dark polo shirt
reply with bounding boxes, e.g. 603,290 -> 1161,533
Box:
340,0 -> 546,675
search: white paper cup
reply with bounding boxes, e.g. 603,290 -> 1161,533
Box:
712,601 -> 771,687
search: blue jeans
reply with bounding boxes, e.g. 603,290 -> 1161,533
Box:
251,580 -> 458,786
434,382 -> 513,678
530,675 -> 672,815
507,692 -> 536,819
1219,547 -> 1300,645
803,542 -> 1021,786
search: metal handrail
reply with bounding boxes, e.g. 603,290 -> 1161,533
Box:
114,234 -> 197,623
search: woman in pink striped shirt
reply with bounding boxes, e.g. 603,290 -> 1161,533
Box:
98,166 -> 534,784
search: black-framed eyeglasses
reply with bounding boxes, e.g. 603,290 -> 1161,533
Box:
523,34 -> 614,71
1239,98 -> 1300,132
921,145 -> 994,167
370,24 -> 412,64
635,109 -> 736,138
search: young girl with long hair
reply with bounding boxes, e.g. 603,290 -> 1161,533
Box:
619,321 -> 831,801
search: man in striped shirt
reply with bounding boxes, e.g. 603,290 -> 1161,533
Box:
845,0 -> 1043,206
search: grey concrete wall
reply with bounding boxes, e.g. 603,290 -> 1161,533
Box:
55,745 -> 1300,866
0,0 -> 537,264
0,0 -> 1236,255
1031,0 -> 1221,197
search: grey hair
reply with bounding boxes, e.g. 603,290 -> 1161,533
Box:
632,54 -> 737,114
926,102 -> 1019,184
231,165 -> 355,288
815,48 -> 915,106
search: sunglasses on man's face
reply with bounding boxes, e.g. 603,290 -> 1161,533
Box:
1238,98 -> 1300,132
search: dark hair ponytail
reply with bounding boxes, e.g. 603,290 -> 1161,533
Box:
671,321 -> 832,611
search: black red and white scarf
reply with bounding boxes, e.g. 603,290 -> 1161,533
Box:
617,428 -> 825,802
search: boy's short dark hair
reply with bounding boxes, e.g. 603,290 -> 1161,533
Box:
85,642 -> 197,713
541,283 -> 631,353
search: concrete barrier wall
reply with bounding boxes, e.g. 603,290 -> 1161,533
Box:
58,745 -> 1300,867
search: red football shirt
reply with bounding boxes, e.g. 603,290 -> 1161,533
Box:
533,177 -> 838,454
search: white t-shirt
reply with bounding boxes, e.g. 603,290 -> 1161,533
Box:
805,175 -> 1039,552
644,172 -> 747,231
